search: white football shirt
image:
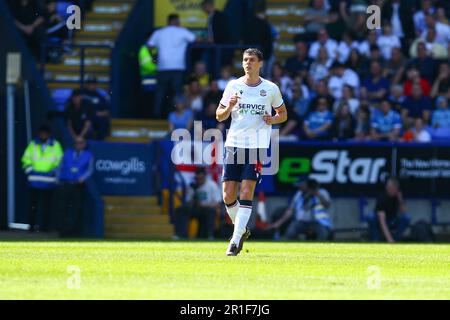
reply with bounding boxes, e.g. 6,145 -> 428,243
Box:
220,77 -> 284,149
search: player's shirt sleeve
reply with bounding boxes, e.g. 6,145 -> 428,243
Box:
219,81 -> 234,108
271,84 -> 284,109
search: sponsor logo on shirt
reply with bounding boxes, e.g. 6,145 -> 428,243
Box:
260,90 -> 267,97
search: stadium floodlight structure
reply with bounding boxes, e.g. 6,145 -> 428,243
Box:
6,52 -> 29,230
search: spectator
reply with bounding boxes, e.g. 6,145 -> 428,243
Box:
278,101 -> 302,141
204,80 -> 223,106
353,29 -> 378,58
309,79 -> 334,112
402,84 -> 433,125
413,0 -> 436,36
331,103 -> 356,141
384,47 -> 407,85
332,85 -> 360,115
431,96 -> 450,129
354,107 -> 371,141
147,14 -> 196,118
284,40 -> 312,79
288,79 -> 311,118
190,61 -> 210,92
303,0 -> 332,37
303,96 -> 333,140
269,62 -> 292,96
21,124 -> 63,232
77,77 -> 111,140
341,0 -> 368,40
421,13 -> 450,46
56,137 -> 94,237
410,29 -> 448,59
345,48 -> 369,79
186,78 -> 204,114
408,41 -> 438,83
275,177 -> 332,241
308,28 -> 338,62
431,62 -> 450,98
377,22 -> 402,61
370,100 -> 402,142
196,100 -> 219,132
368,177 -> 410,243
217,66 -> 236,91
381,0 -> 416,50
361,60 -> 390,103
412,118 -> 432,142
168,95 -> 193,132
173,167 -> 221,240
201,0 -> 230,44
403,66 -> 431,97
243,9 -> 275,78
336,32 -> 353,64
327,62 -> 360,100
66,91 -> 93,141
309,46 -> 333,84
388,84 -> 406,117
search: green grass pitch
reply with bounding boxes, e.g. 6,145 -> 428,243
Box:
0,241 -> 449,299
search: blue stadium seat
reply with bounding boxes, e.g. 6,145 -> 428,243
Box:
52,88 -> 73,111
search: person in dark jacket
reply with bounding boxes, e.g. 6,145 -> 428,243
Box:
56,137 -> 94,237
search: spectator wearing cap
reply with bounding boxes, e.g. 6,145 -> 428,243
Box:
56,137 -> 94,237
168,95 -> 193,132
281,177 -> 332,241
21,125 -> 63,232
370,100 -> 402,142
147,13 -> 196,119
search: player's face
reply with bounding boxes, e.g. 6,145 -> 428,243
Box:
242,54 -> 262,75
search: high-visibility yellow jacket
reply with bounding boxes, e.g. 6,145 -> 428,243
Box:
21,138 -> 63,189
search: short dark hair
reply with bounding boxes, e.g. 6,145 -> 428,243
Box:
243,48 -> 264,61
195,167 -> 206,176
386,177 -> 400,188
167,13 -> 179,24
38,124 -> 51,134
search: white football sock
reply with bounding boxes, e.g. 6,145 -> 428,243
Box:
225,200 -> 239,224
230,203 -> 252,245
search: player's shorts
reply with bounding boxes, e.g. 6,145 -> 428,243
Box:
222,147 -> 266,183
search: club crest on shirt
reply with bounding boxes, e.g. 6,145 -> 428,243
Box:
260,90 -> 267,97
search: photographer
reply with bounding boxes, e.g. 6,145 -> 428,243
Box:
267,176 -> 332,241
173,168 -> 221,240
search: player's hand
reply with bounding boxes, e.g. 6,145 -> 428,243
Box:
229,93 -> 240,108
263,114 -> 273,125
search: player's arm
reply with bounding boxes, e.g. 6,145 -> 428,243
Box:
216,93 -> 240,122
377,211 -> 395,243
263,104 -> 288,125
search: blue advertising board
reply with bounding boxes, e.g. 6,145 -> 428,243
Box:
88,141 -> 154,196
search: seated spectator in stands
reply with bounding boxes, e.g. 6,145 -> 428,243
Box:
66,91 -> 93,141
377,22 -> 402,61
413,0 -> 436,36
204,80 -> 223,105
332,85 -> 360,115
303,97 -> 333,140
410,29 -> 448,60
361,60 -> 390,104
330,103 -> 356,141
286,75 -> 310,103
368,45 -> 384,65
354,106 -> 371,141
284,40 -> 312,79
368,177 -> 410,243
436,6 -> 449,25
168,95 -> 193,132
269,62 -> 292,96
197,100 -> 219,132
402,119 -> 430,142
186,78 -> 204,114
336,32 -> 353,64
408,41 -> 438,83
309,46 -> 333,84
345,48 -> 369,80
421,13 -> 450,46
78,77 -> 110,140
388,84 -> 406,117
308,28 -> 338,62
309,79 -> 334,112
353,29 -> 378,59
289,82 -> 311,119
278,101 -> 302,141
271,177 -> 332,241
403,66 -> 431,97
217,66 -> 236,91
57,137 -> 93,237
384,47 -> 407,85
190,61 -> 210,92
9,0 -> 48,57
327,62 -> 360,100
370,100 -> 402,142
173,167 -> 221,240
402,84 -> 433,125
341,0 -> 368,40
431,96 -> 450,129
431,62 -> 450,98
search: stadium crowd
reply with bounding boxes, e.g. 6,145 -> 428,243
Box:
150,0 -> 450,143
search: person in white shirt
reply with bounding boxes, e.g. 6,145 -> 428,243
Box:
377,23 -> 402,60
173,168 -> 221,240
147,14 -> 196,118
308,28 -> 338,62
421,13 -> 450,46
327,62 -> 360,100
216,48 -> 288,256
412,118 -> 432,143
